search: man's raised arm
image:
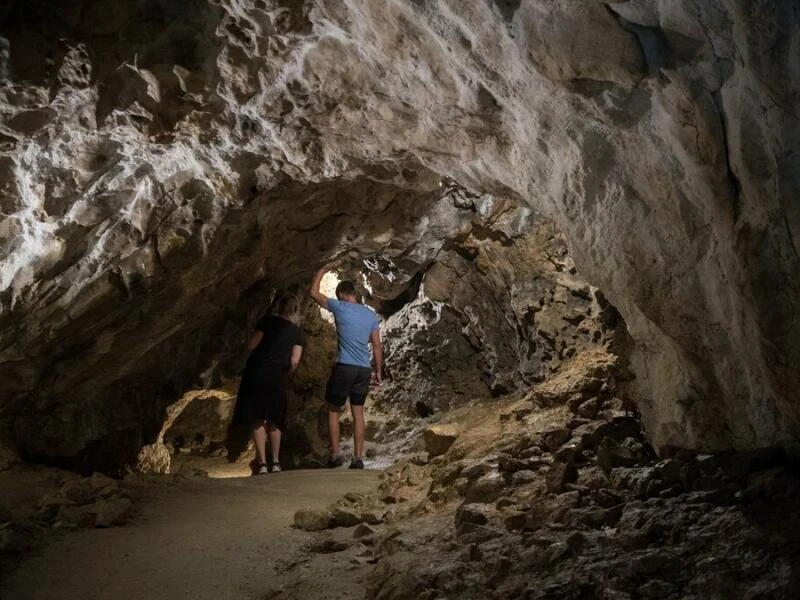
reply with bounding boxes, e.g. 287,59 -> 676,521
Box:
309,266 -> 330,309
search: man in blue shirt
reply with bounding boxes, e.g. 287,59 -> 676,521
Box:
310,264 -> 383,469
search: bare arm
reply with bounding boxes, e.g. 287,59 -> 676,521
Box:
246,306 -> 262,350
290,345 -> 303,372
370,328 -> 383,385
247,330 -> 263,351
309,266 -> 329,309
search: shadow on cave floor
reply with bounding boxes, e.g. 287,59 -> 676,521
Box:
0,469 -> 382,600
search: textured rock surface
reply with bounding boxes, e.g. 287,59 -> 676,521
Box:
423,424 -> 460,459
373,217 -> 613,421
1,0 -> 799,470
135,388 -> 235,474
364,356 -> 800,600
163,392 -> 235,453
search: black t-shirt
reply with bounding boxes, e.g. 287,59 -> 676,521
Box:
244,315 -> 305,379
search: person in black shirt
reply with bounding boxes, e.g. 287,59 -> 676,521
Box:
236,294 -> 305,474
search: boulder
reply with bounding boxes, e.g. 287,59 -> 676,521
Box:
545,462 -> 578,494
459,459 -> 498,480
93,497 -> 133,528
542,428 -> 572,452
504,511 -> 528,532
511,470 -> 538,487
56,505 -> 95,528
422,425 -> 460,458
578,466 -> 610,490
38,493 -> 76,521
465,472 -> 507,504
135,443 -> 171,475
499,454 -> 547,474
332,506 -> 362,528
597,438 -> 641,474
609,467 -> 664,498
576,399 -> 599,419
88,472 -> 121,497
361,509 -> 387,526
455,503 -> 493,527
309,537 -> 351,553
293,508 -> 331,531
377,530 -> 417,556
353,523 -> 377,538
60,481 -> 94,505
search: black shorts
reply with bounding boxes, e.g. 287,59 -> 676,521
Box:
326,363 -> 372,408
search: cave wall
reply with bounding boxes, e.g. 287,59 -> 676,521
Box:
1,0 -> 798,468
290,0 -> 800,452
374,213 -> 615,421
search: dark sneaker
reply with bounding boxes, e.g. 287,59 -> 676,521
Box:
327,454 -> 345,468
349,458 -> 364,470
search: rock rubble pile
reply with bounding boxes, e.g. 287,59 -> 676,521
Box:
0,471 -> 135,559
359,353 -> 800,600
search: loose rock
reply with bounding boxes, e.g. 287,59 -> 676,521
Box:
293,509 -> 331,532
94,497 -> 133,528
423,425 -> 460,458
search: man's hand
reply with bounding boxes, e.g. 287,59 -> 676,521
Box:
372,370 -> 383,386
309,260 -> 339,309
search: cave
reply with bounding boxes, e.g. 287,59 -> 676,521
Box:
1,1 -> 799,598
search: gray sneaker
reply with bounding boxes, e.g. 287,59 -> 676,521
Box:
327,454 -> 345,468
256,464 -> 269,475
270,463 -> 282,473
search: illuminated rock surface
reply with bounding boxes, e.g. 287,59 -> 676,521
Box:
1,1 -> 798,470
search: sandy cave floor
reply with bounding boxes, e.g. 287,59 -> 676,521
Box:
0,468 -> 382,600
0,393 -> 568,600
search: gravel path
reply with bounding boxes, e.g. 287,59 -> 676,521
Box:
1,470 -> 380,600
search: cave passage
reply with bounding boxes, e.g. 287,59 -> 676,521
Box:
138,210 -> 620,478
2,0 -> 800,598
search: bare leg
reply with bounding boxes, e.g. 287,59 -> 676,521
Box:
252,420 -> 267,465
351,405 -> 365,459
268,423 -> 281,465
328,406 -> 341,456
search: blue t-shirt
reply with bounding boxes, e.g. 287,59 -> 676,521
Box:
326,298 -> 380,368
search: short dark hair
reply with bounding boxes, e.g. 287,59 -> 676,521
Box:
335,280 -> 357,299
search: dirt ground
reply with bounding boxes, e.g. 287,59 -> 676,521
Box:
1,468 -> 381,600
